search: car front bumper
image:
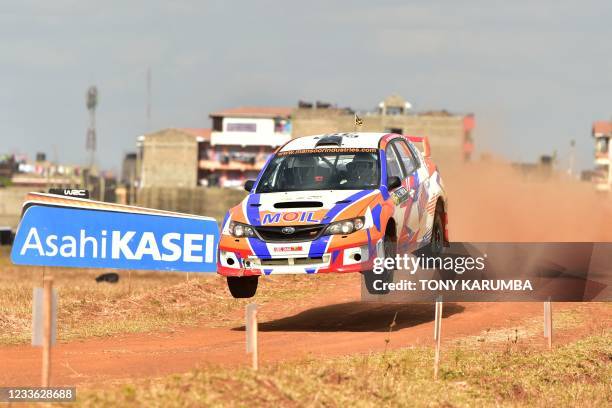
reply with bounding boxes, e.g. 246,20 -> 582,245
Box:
217,230 -> 383,276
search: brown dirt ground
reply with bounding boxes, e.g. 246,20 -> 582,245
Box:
1,160 -> 611,387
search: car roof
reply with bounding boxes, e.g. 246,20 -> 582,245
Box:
279,132 -> 392,152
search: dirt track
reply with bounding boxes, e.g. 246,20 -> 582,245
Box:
1,160 -> 611,386
2,286 -> 599,387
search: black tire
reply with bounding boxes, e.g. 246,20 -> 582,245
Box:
227,276 -> 259,298
363,235 -> 396,295
429,208 -> 445,257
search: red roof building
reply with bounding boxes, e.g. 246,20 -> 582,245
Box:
593,121 -> 612,137
209,106 -> 292,119
201,107 -> 293,188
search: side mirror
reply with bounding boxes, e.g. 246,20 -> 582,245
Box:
244,179 -> 256,192
387,176 -> 402,190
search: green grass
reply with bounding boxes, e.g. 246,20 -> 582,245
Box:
74,332 -> 611,407
0,247 -> 343,345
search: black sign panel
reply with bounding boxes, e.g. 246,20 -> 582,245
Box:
48,189 -> 90,199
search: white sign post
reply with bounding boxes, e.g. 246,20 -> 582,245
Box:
544,298 -> 552,350
32,277 -> 56,386
246,303 -> 258,370
433,296 -> 443,380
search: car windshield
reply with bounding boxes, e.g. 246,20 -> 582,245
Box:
256,149 -> 380,193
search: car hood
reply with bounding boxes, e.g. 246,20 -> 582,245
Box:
235,189 -> 380,226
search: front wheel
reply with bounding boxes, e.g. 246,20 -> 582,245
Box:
362,236 -> 396,295
227,276 -> 259,298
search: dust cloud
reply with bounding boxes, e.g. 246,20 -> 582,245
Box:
440,159 -> 612,242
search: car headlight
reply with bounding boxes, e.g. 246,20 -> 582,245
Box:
324,217 -> 365,235
229,221 -> 255,238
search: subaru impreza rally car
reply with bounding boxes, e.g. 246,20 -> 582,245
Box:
218,132 -> 448,298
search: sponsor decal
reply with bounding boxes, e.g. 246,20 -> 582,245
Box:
391,186 -> 410,205
273,246 -> 303,253
11,205 -> 219,272
276,148 -> 377,156
262,211 -> 320,224
48,188 -> 89,198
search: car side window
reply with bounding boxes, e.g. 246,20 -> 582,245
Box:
385,144 -> 405,179
392,139 -> 419,175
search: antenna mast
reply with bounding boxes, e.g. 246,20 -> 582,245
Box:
86,86 -> 98,170
146,68 -> 152,131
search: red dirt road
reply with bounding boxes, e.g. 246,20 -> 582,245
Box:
0,282 -> 590,387
1,161 -> 611,387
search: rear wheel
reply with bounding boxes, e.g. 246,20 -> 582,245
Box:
227,276 -> 259,298
430,208 -> 445,256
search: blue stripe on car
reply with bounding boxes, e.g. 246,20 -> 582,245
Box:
379,149 -> 390,200
249,237 -> 271,259
245,193 -> 271,258
221,212 -> 230,230
371,204 -> 382,232
322,190 -> 373,223
331,250 -> 340,263
246,193 -> 261,226
308,236 -> 330,258
379,149 -> 387,184
309,189 -> 373,258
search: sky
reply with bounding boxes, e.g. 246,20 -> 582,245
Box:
1,0 -> 611,174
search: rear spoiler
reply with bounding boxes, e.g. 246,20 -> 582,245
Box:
405,135 -> 431,158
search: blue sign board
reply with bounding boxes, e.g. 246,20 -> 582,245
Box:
11,205 -> 219,272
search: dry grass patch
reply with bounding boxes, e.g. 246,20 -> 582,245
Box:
0,247 -> 341,344
75,332 -> 611,407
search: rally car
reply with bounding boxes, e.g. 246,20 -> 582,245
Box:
218,132 -> 449,298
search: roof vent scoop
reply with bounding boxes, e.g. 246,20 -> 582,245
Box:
315,135 -> 343,147
274,201 -> 324,209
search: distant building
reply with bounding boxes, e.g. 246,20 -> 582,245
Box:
138,96 -> 473,189
0,154 -> 16,184
140,128 -> 202,188
203,107 -> 292,187
117,152 -> 138,205
292,94 -> 474,160
8,153 -> 83,188
120,152 -> 138,186
592,121 -> 612,191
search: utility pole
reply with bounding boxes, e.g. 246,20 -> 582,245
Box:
86,86 -> 98,169
146,68 -> 152,131
86,86 -> 98,190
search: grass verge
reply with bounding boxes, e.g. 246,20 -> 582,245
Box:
75,332 -> 611,407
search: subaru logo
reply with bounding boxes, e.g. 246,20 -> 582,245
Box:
281,226 -> 295,235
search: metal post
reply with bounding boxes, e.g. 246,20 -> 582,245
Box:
433,296 -> 443,380
544,298 -> 552,350
41,276 -> 53,387
246,304 -> 258,370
